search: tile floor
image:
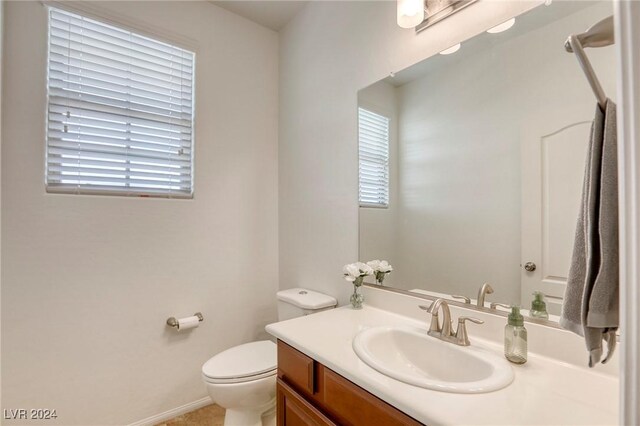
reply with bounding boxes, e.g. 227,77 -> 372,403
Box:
155,404 -> 225,426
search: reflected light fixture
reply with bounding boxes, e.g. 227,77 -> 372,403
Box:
397,0 -> 425,29
439,43 -> 461,55
487,18 -> 516,34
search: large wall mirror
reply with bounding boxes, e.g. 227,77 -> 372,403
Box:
358,0 -> 615,323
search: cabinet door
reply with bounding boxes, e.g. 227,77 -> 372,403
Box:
277,378 -> 336,426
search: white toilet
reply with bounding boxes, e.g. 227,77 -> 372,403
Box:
201,288 -> 337,426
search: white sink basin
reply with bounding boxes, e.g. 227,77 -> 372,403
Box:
352,325 -> 514,393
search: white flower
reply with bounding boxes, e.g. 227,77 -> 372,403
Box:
343,262 -> 374,282
367,259 -> 393,273
343,263 -> 360,282
367,260 -> 381,271
378,260 -> 393,273
355,262 -> 374,276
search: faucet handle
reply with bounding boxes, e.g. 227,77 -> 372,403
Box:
452,295 -> 471,304
455,316 -> 484,346
490,302 -> 511,310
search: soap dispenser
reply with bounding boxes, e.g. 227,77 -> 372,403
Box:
505,306 -> 527,364
530,291 -> 549,319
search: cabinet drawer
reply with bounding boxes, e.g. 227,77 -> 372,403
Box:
278,340 -> 316,395
318,365 -> 423,426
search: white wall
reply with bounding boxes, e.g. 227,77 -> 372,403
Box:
393,49 -> 522,301
279,0 -> 542,304
1,1 -> 278,424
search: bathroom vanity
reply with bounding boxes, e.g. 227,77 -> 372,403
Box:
266,286 -> 619,425
276,340 -> 421,425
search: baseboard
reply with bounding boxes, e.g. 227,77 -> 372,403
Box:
127,397 -> 212,426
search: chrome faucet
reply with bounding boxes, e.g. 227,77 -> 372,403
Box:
419,299 -> 484,346
476,283 -> 494,308
423,298 -> 453,340
451,295 -> 471,304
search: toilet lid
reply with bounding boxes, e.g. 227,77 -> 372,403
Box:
202,340 -> 277,380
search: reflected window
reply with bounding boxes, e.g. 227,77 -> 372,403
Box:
358,108 -> 390,208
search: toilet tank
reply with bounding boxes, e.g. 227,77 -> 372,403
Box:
277,288 -> 337,321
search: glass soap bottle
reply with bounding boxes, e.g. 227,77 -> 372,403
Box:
530,291 -> 549,320
505,306 -> 527,364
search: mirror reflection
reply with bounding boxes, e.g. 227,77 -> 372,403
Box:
358,1 -> 615,321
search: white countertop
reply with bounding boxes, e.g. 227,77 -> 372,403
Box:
266,305 -> 618,426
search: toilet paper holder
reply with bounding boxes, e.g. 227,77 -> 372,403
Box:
166,312 -> 204,328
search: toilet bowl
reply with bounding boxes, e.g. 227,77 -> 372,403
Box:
202,288 -> 337,425
202,340 -> 277,426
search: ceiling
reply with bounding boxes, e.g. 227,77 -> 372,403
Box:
211,1 -> 309,31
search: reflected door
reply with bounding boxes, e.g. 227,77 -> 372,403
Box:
521,118 -> 592,315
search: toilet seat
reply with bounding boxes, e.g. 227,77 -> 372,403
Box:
202,340 -> 277,384
202,369 -> 276,384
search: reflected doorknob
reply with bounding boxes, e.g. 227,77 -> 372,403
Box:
524,262 -> 537,272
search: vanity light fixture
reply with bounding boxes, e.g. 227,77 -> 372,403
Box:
397,0 -> 425,29
439,43 -> 461,55
487,18 -> 516,34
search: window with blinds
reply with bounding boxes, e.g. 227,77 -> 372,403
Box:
358,107 -> 390,208
46,8 -> 195,198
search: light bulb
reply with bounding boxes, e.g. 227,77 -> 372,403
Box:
487,18 -> 515,34
397,0 -> 425,29
439,43 -> 461,55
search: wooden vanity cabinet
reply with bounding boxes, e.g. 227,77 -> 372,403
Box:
276,340 -> 423,426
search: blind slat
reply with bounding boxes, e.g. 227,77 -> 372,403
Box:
46,8 -> 195,197
49,42 -> 193,82
48,104 -> 192,133
47,147 -> 191,167
49,78 -> 193,111
49,29 -> 193,71
51,11 -> 191,58
48,69 -> 193,106
48,157 -> 191,175
49,87 -> 192,120
48,139 -> 190,161
48,120 -> 192,148
48,116 -> 191,145
49,56 -> 192,94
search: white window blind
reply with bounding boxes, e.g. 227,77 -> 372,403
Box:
358,107 -> 389,207
46,8 -> 195,198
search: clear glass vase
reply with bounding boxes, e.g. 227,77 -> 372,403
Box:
350,277 -> 364,309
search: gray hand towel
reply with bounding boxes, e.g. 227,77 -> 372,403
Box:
560,100 -> 618,368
